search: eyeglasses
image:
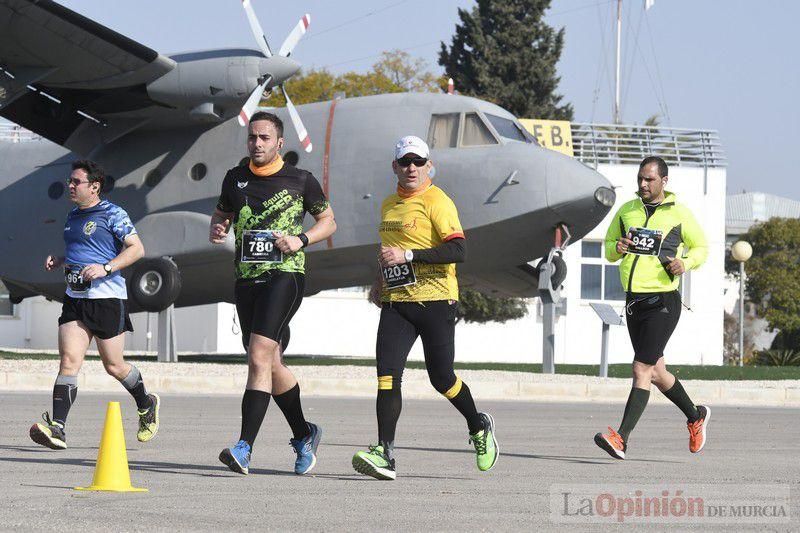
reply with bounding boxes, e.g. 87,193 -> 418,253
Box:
66,178 -> 90,186
396,156 -> 428,168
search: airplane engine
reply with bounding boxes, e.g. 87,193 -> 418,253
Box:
146,54 -> 300,120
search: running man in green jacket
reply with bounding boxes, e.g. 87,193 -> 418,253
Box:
594,156 -> 711,460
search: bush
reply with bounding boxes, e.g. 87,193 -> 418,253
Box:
456,289 -> 528,324
749,349 -> 800,367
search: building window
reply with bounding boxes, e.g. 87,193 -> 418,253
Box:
0,281 -> 15,316
580,240 -> 625,301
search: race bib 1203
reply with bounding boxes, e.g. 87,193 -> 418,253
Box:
382,262 -> 417,289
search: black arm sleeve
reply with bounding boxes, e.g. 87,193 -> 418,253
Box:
411,238 -> 466,264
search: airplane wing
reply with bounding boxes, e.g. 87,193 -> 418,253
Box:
0,0 -> 176,153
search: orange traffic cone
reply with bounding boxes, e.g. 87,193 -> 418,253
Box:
75,401 -> 147,492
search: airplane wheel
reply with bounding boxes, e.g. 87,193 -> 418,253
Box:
130,258 -> 182,312
536,253 -> 567,289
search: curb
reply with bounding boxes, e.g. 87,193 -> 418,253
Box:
3,370 -> 799,407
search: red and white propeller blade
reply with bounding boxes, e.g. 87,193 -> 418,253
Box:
282,87 -> 312,152
238,78 -> 271,127
242,0 -> 272,57
278,14 -> 310,57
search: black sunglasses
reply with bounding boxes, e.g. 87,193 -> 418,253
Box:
396,156 -> 428,168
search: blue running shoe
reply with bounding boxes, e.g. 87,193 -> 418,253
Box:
219,440 -> 251,475
290,422 -> 321,475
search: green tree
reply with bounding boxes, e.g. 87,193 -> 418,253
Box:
262,50 -> 440,107
438,0 -> 573,120
736,218 -> 800,348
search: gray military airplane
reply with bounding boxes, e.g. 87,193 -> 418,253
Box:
0,0 -> 616,312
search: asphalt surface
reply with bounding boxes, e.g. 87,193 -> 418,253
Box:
1,392 -> 798,532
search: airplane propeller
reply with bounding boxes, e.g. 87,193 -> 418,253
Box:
239,1 -> 312,153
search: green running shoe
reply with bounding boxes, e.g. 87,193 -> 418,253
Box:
469,412 -> 499,471
137,393 -> 160,442
352,444 -> 396,480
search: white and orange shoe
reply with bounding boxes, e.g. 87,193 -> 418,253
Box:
688,405 -> 710,453
594,427 -> 626,460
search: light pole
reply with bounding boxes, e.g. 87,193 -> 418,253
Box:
731,241 -> 752,366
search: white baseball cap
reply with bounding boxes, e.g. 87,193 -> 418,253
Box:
394,135 -> 430,159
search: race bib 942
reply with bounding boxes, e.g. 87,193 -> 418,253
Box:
628,227 -> 663,256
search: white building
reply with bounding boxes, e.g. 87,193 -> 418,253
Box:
0,122 -> 727,365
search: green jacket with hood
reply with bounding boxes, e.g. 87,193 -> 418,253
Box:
604,191 -> 707,294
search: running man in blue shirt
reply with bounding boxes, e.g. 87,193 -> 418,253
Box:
29,160 -> 161,449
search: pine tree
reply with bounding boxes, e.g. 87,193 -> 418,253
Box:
439,0 -> 573,120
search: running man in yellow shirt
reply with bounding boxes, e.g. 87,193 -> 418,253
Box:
351,135 -> 498,480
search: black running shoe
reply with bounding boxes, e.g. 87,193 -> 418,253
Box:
137,393 -> 160,442
30,412 -> 67,450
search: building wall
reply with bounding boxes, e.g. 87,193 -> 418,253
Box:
0,164 -> 727,365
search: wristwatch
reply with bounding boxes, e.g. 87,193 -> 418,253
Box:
404,249 -> 414,262
103,263 -> 113,274
298,233 -> 309,248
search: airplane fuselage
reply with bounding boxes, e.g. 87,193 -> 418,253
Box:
0,93 -> 614,308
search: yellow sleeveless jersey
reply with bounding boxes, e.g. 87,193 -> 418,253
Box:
379,184 -> 464,302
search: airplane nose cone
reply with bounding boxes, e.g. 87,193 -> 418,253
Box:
260,55 -> 301,86
544,150 -> 615,236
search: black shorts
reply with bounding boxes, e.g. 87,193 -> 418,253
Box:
376,300 -> 460,394
58,295 -> 133,340
625,290 -> 682,365
235,271 -> 304,349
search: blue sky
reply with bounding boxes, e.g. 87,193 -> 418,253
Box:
57,0 -> 800,199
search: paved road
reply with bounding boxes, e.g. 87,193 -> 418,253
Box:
1,392 -> 797,531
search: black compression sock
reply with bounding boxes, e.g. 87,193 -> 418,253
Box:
377,382 -> 402,452
119,365 -> 152,410
618,387 -> 650,442
662,379 -> 700,422
446,381 -> 483,434
240,389 -> 271,448
273,383 -> 309,440
52,374 -> 78,427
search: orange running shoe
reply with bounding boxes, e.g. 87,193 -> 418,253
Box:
594,427 -> 626,460
688,405 -> 710,453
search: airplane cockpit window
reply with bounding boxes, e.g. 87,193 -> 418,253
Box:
485,114 -> 531,143
427,113 -> 459,149
461,113 -> 498,147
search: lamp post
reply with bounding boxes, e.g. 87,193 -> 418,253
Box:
731,241 -> 752,366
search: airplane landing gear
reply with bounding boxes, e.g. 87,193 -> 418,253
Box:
129,257 -> 182,362
538,224 -> 571,374
129,257 -> 182,312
